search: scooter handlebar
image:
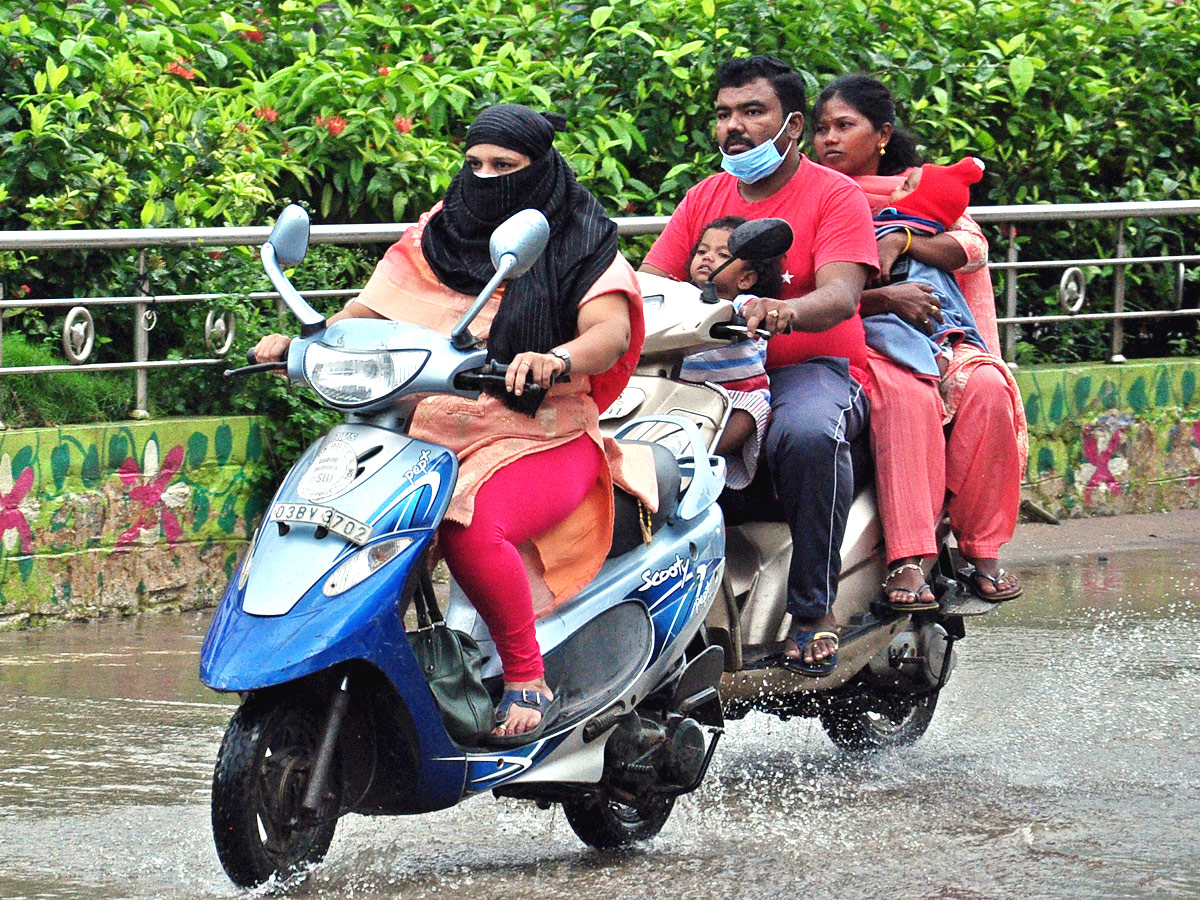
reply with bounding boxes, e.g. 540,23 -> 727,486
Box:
710,315 -> 774,341
453,359 -> 553,397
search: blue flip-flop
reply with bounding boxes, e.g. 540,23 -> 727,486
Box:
486,688 -> 561,748
780,628 -> 839,677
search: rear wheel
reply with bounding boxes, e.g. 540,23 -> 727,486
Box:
211,694 -> 341,887
563,794 -> 676,849
818,688 -> 939,752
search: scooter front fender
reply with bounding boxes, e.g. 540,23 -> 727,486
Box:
201,545 -> 469,804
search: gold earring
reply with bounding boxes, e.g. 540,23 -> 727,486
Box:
879,145 -> 887,156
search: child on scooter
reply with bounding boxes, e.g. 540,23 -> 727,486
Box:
680,216 -> 782,489
863,157 -> 989,383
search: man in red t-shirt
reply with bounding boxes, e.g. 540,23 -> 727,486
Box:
641,56 -> 878,676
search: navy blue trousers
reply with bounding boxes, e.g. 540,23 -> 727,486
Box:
722,357 -> 869,620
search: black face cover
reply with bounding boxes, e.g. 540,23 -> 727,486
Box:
421,105 -> 618,414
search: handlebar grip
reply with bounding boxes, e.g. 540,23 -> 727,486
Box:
246,348 -> 258,365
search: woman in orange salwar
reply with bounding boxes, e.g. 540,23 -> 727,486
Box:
812,75 -> 1027,609
254,105 -> 654,744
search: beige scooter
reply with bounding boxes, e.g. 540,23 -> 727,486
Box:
602,220 -> 1000,750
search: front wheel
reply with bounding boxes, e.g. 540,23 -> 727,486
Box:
211,693 -> 341,887
563,794 -> 676,850
818,688 -> 939,752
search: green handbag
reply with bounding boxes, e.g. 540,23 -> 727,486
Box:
406,573 -> 494,745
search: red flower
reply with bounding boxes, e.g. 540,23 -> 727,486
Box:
394,115 -> 413,134
243,28 -> 266,42
210,250 -> 224,260
166,58 -> 196,80
235,122 -> 249,133
253,106 -> 278,123
115,444 -> 186,551
422,53 -> 434,63
13,284 -> 30,298
402,4 -> 416,11
378,65 -> 390,76
325,115 -> 347,137
0,465 -> 34,557
623,201 -> 637,214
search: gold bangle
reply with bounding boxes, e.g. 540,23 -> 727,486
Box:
901,228 -> 913,255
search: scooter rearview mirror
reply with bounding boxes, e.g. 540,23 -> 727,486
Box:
451,209 -> 551,350
489,208 -> 551,277
261,204 -> 325,337
267,204 -> 311,268
727,217 -> 793,261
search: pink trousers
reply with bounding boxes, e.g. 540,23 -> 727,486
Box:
866,349 -> 1021,563
439,434 -> 603,683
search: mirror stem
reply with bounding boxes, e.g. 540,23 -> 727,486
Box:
449,253 -> 516,350
701,258 -> 734,303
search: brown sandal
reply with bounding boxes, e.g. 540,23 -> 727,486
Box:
880,563 -> 939,612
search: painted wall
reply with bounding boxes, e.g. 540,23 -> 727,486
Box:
1016,359 -> 1200,517
1,360 -> 1199,627
0,418 -> 271,629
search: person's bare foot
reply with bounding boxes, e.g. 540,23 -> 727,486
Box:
492,678 -> 554,737
882,558 -> 935,606
784,611 -> 839,666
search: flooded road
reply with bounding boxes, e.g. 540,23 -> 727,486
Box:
1,512 -> 1198,900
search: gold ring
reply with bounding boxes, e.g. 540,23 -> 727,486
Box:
922,317 -> 930,325
767,310 -> 779,317
931,305 -> 940,314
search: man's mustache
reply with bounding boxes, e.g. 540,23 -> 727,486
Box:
722,136 -> 753,153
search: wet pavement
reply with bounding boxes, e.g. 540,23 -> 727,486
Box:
1,511 -> 1198,900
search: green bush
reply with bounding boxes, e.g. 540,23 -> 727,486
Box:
0,332 -> 134,427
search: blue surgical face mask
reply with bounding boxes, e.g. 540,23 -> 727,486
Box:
719,112 -> 796,184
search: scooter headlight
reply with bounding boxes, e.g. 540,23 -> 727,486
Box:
303,344 -> 429,407
323,537 -> 413,596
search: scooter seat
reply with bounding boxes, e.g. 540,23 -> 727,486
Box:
608,440 -> 682,557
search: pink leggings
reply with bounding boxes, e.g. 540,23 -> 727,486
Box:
439,434 -> 604,683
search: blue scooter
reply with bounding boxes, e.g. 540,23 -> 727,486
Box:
200,205 -> 729,887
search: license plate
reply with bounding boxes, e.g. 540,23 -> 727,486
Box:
270,502 -> 373,545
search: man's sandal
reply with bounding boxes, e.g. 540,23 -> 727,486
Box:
957,566 -> 1022,602
878,562 -> 939,612
780,628 -> 839,677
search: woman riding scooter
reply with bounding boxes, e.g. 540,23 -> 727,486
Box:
253,104 -> 656,744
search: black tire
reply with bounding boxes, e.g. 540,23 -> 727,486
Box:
818,688 -> 939,752
211,694 -> 341,887
562,794 -> 676,850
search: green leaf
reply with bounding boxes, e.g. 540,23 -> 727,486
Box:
206,47 -> 228,70
701,0 -> 715,17
135,30 -> 161,53
140,199 -> 157,227
589,6 -> 613,29
1009,57 -> 1035,98
47,61 -> 69,91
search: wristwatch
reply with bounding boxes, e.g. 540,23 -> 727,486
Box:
549,346 -> 572,375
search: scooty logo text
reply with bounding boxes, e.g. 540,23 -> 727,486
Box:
640,554 -> 690,593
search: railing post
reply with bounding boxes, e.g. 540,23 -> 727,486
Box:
1004,222 -> 1019,364
1110,219 -> 1127,364
132,250 -> 150,418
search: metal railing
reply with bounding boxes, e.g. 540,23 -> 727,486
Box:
1,199 -> 1198,422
